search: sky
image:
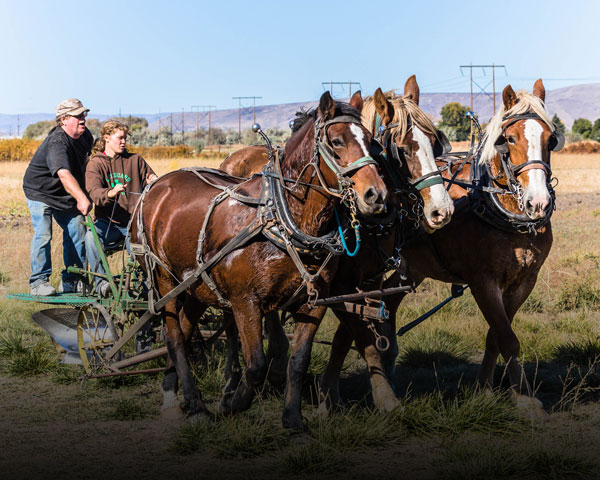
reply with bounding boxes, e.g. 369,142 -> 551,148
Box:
1,0 -> 598,115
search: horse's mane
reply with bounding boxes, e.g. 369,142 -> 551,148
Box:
479,90 -> 555,165
362,90 -> 438,143
290,102 -> 363,136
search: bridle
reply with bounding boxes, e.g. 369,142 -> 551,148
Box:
376,120 -> 449,193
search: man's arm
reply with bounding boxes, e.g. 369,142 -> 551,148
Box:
57,169 -> 91,215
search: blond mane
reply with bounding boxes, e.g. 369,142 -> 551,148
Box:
362,90 -> 438,143
479,90 -> 555,165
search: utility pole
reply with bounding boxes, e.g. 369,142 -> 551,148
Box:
17,115 -> 20,137
170,113 -> 173,145
181,108 -> 185,145
321,81 -> 361,98
459,63 -> 507,116
191,105 -> 216,144
232,96 -> 262,144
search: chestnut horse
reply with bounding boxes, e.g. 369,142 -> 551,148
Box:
220,79 -> 455,413
320,79 -> 563,414
132,92 -> 387,429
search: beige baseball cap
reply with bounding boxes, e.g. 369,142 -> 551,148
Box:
56,98 -> 89,119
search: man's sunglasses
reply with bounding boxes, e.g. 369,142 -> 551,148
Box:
69,112 -> 88,120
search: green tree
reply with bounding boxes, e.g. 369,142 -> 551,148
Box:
23,120 -> 54,139
438,102 -> 471,141
552,114 -> 566,135
591,118 -> 600,142
572,118 -> 592,139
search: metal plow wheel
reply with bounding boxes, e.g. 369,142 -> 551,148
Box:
77,303 -> 118,375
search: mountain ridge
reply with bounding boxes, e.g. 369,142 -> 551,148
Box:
2,83 -> 599,137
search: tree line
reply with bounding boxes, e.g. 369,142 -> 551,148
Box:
22,116 -> 290,150
23,106 -> 600,146
436,102 -> 598,143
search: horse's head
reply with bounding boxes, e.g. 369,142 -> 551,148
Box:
369,76 -> 454,230
483,79 -> 563,221
315,91 -> 388,216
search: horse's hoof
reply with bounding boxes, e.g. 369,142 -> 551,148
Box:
314,401 -> 330,419
512,393 -> 548,420
160,405 -> 185,422
187,411 -> 213,424
371,381 -> 400,412
289,430 -> 313,446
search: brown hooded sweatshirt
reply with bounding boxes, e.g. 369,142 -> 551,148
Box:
85,151 -> 156,226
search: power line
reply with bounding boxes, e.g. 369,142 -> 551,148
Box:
460,63 -> 507,115
321,81 -> 361,98
191,105 -> 216,144
232,96 -> 262,143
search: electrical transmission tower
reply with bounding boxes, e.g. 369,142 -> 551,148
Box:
191,105 -> 216,144
232,96 -> 262,144
321,81 -> 362,98
459,63 -> 507,115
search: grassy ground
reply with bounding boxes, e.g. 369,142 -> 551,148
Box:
0,154 -> 599,479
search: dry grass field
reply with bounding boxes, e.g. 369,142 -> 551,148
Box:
0,153 -> 599,479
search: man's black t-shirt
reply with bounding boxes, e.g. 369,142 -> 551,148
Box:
23,126 -> 93,210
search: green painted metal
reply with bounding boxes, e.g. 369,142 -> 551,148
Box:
6,293 -> 97,306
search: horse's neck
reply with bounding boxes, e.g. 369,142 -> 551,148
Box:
282,127 -> 335,236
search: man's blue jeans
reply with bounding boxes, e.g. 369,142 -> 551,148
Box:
85,218 -> 128,288
27,199 -> 86,290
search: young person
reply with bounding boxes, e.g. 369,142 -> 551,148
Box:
85,120 -> 157,296
23,98 -> 93,295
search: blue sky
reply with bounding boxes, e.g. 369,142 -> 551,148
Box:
1,0 -> 597,115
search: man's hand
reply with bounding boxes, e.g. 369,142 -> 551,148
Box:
146,173 -> 158,183
107,183 -> 126,198
77,196 -> 92,215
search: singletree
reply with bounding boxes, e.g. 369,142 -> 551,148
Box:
572,118 -> 593,139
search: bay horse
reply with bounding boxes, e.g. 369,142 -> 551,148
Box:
320,79 -> 563,414
220,79 -> 456,413
132,92 -> 388,429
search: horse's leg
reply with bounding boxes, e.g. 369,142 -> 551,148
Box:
161,296 -> 206,419
471,282 -> 540,409
265,311 -> 289,387
163,297 -> 211,420
222,303 -> 267,414
319,321 -> 353,411
336,311 -> 399,412
219,313 -> 244,413
282,306 -> 326,431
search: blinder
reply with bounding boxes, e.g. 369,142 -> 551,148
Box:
549,129 -> 565,152
433,130 -> 452,158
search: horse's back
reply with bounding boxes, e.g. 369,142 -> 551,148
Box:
220,146 -> 269,177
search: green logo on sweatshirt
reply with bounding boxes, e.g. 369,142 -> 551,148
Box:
106,173 -> 131,196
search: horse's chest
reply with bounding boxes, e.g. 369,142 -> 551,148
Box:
513,246 -> 537,269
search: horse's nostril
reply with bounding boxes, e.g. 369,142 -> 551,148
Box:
364,187 -> 378,205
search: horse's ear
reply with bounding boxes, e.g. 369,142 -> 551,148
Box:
404,75 -> 420,104
373,88 -> 393,125
349,90 -> 363,112
533,78 -> 546,102
502,85 -> 518,110
318,91 -> 336,120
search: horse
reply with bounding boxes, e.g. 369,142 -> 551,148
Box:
132,91 -> 388,429
220,78 -> 456,413
320,79 -> 563,414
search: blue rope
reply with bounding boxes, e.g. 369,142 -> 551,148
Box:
334,207 -> 361,257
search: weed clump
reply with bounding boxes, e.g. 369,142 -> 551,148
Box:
556,279 -> 600,311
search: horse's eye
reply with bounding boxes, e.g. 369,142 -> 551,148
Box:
331,138 -> 344,148
508,136 -> 516,145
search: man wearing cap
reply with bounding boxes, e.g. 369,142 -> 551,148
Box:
22,98 -> 94,295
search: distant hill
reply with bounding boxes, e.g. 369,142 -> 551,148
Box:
2,83 -> 599,137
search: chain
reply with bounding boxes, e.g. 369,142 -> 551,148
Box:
514,182 -> 525,212
341,183 -> 361,230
